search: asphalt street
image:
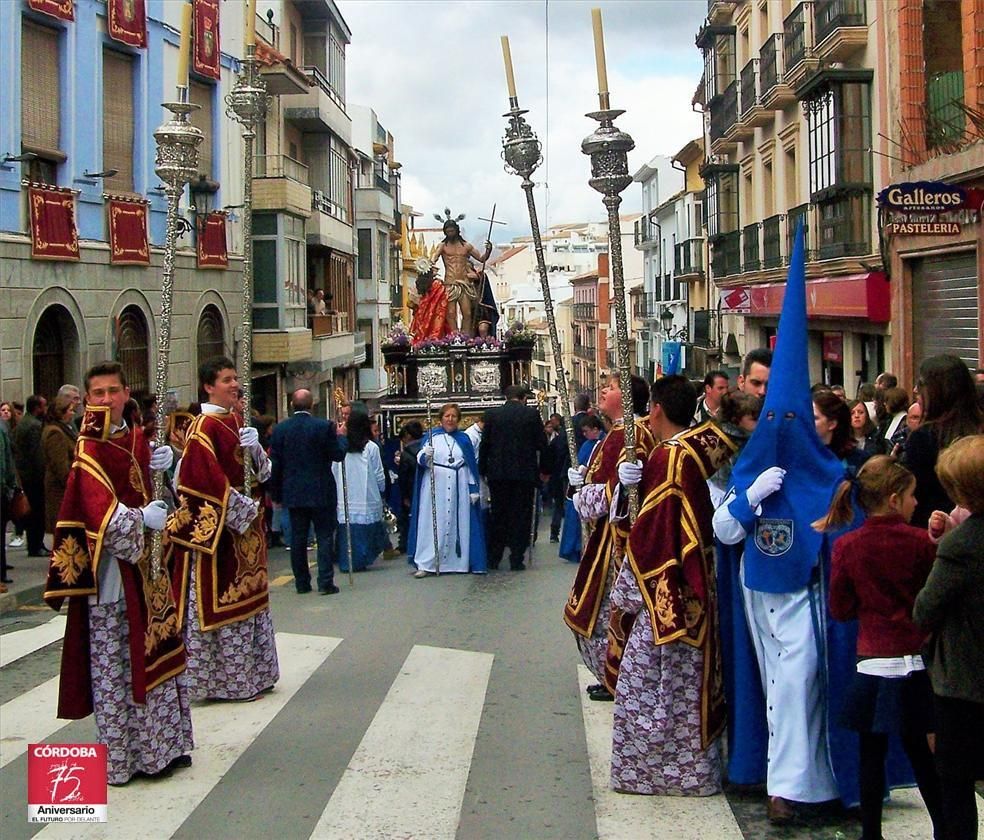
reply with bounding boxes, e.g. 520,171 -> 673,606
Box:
0,515 -> 964,839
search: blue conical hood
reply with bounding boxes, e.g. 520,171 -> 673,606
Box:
728,222 -> 846,593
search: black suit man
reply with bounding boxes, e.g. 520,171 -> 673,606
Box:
12,394 -> 48,556
269,390 -> 346,594
479,385 -> 548,570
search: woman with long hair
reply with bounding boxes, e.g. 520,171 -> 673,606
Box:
903,354 -> 983,528
813,390 -> 866,471
331,409 -> 386,572
879,386 -> 911,453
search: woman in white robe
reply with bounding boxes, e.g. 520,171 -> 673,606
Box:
409,404 -> 487,576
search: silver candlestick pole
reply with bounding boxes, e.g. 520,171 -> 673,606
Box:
501,98 -> 579,474
581,98 -> 638,520
225,44 -> 270,489
151,88 -> 203,579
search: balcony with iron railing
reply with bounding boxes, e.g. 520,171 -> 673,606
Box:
786,203 -> 811,261
742,223 -> 761,272
574,344 -> 597,362
572,302 -> 597,321
760,34 -> 781,97
255,154 -> 308,184
740,59 -> 758,118
634,217 -> 657,247
762,214 -> 782,269
814,0 -> 866,61
711,230 -> 741,278
674,238 -> 705,278
709,81 -> 738,145
284,65 -> 351,144
633,292 -> 659,320
782,2 -> 816,87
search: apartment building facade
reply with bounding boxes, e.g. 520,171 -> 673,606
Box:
1,0 -> 247,405
250,0 -> 364,416
699,0 -> 892,391
569,253 -> 611,401
350,104 -> 401,406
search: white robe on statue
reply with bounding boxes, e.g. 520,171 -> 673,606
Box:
413,432 -> 475,574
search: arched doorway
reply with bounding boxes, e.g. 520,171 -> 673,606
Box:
196,304 -> 225,366
32,305 -> 80,399
116,306 -> 150,395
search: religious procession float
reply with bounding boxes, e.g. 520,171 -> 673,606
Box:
376,210 -> 538,437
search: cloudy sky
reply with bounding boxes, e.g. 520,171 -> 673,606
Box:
337,0 -> 707,243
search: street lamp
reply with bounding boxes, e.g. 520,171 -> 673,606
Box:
659,305 -> 688,341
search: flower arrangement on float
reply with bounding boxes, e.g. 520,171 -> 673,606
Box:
502,324 -> 537,347
381,322 -> 412,364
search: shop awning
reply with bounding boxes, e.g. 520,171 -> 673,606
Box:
738,272 -> 890,322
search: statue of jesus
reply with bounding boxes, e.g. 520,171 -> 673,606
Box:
432,218 -> 492,335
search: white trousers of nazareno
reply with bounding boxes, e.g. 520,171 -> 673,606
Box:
740,561 -> 839,803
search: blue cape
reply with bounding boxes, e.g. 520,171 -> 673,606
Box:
407,428 -> 486,572
718,223 -> 914,803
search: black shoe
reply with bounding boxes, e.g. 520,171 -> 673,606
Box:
588,688 -> 614,702
319,584 -> 340,595
1,577 -> 12,584
168,754 -> 193,770
586,683 -> 604,695
296,585 -> 312,594
27,550 -> 49,557
4,564 -> 13,570
549,536 -> 559,543
510,561 -> 526,571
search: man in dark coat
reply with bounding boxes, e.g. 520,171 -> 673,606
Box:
12,394 -> 48,556
269,389 -> 346,594
479,385 -> 548,570
396,421 -> 424,554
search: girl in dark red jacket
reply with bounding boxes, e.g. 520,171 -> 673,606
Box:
815,455 -> 945,840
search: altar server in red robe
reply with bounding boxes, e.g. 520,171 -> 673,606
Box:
609,375 -> 734,795
44,361 -> 193,785
563,374 -> 655,701
166,356 -> 279,702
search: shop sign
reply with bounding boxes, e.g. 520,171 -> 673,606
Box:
878,181 -> 983,235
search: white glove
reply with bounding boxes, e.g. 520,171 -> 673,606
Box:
469,493 -> 480,504
617,460 -> 643,487
149,443 -> 173,471
746,467 -> 786,508
567,467 -> 586,488
423,445 -> 434,465
239,426 -> 260,452
141,500 -> 168,531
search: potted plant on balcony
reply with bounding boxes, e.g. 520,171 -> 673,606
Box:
503,323 -> 537,362
381,323 -> 412,365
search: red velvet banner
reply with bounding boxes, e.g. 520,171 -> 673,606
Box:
193,0 -> 221,81
197,212 -> 228,269
108,198 -> 150,265
29,185 -> 80,262
108,0 -> 147,48
27,0 -> 74,22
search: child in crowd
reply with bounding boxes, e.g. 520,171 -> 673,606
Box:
707,390 -> 761,507
914,435 -> 984,840
814,455 -> 944,840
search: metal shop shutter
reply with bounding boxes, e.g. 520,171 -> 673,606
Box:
911,252 -> 979,369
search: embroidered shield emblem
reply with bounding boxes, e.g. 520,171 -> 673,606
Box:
754,518 -> 794,556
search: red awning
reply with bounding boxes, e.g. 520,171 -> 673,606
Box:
745,272 -> 890,322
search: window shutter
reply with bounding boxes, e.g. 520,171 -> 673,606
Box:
103,50 -> 135,193
189,81 -> 214,179
22,21 -> 61,154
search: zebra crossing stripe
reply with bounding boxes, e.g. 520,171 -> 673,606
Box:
0,676 -> 62,769
577,665 -> 744,840
37,632 -> 341,839
310,644 -> 494,840
0,614 -> 67,668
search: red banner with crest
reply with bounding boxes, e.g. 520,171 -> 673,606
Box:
197,212 -> 228,269
27,0 -> 74,22
108,197 -> 150,265
193,0 -> 221,80
108,0 -> 147,48
29,184 -> 80,261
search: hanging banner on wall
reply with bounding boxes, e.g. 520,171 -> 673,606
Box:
661,341 -> 682,376
192,0 -> 221,81
196,212 -> 228,268
29,184 -> 80,261
27,0 -> 74,22
107,197 -> 150,265
108,0 -> 147,48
